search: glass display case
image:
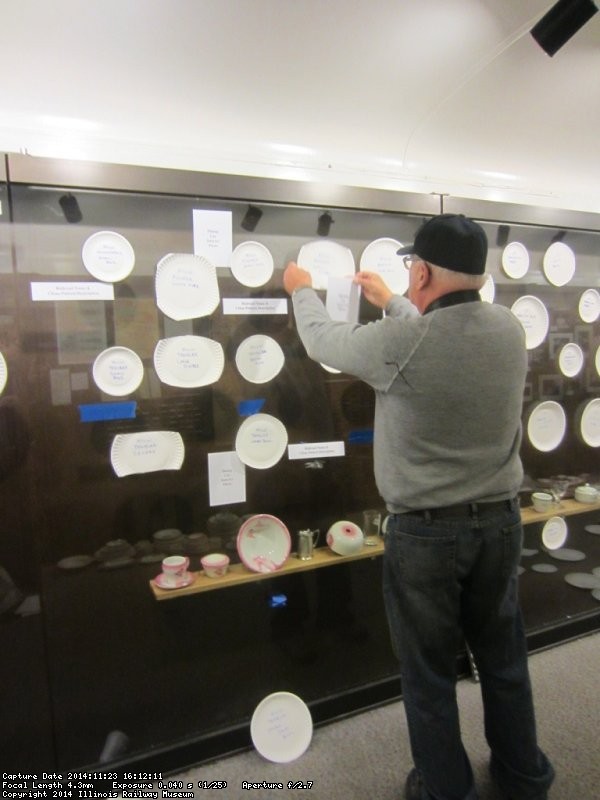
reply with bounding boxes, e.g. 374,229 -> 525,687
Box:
0,154 -> 598,773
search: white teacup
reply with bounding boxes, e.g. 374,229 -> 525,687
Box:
326,521 -> 364,556
161,555 -> 190,586
531,492 -> 553,513
201,553 -> 230,578
574,485 -> 599,504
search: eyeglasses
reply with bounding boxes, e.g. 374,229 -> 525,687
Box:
402,254 -> 421,270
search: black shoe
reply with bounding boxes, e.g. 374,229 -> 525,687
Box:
404,768 -> 423,800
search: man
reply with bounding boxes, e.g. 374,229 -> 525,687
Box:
283,214 -> 554,800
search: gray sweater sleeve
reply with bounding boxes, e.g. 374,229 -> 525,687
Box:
291,288 -> 420,392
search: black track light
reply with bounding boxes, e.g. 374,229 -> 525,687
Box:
59,193 -> 82,223
531,0 -> 598,57
317,212 -> 334,237
241,205 -> 263,232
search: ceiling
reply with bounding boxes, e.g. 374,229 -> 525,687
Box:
1,0 -> 599,213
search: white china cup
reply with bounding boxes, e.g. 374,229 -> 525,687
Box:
326,521 -> 364,556
201,553 -> 230,578
161,555 -> 190,586
531,492 -> 554,513
574,485 -> 599,504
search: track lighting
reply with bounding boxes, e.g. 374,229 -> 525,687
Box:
531,0 -> 598,57
241,205 -> 263,232
317,212 -> 334,237
59,193 -> 82,223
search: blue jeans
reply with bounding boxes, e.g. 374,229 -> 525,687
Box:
383,500 -> 554,800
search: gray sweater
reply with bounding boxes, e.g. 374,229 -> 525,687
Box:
292,287 -> 527,513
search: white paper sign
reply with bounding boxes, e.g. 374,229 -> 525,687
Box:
288,441 -> 346,460
326,276 -> 360,322
222,298 -> 288,315
31,282 -> 114,302
208,451 -> 246,506
193,209 -> 233,267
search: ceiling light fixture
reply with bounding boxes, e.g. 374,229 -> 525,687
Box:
531,0 -> 598,57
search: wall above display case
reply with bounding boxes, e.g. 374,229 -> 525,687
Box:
0,153 -> 599,776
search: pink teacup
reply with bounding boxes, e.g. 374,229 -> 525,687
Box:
201,553 -> 230,578
161,555 -> 190,586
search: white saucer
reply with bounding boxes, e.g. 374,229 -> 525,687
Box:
92,346 -> 144,396
251,691 -> 313,763
0,351 -> 7,395
527,401 -> 566,452
155,253 -> 219,320
359,238 -> 408,295
510,296 -> 549,349
235,413 -> 288,470
152,571 -> 195,590
82,231 -> 135,282
297,240 -> 355,290
564,573 -> 600,589
548,548 -> 586,562
558,342 -> 584,378
578,288 -> 600,323
501,242 -> 530,279
235,335 -> 285,384
230,241 -> 274,287
154,335 -> 224,387
584,524 -> 600,535
541,516 -> 568,550
579,398 -> 600,447
543,241 -> 576,286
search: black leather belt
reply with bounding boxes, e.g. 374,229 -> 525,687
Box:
397,498 -> 517,521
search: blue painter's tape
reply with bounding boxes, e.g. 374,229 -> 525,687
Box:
79,402 -> 137,422
238,398 -> 266,416
348,428 -> 374,444
269,593 -> 287,608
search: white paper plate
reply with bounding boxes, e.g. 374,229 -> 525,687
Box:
237,514 -> 291,573
297,240 -> 355,290
564,572 -> 600,589
558,342 -> 584,377
479,274 -> 495,303
251,691 -> 312,763
359,238 -> 408,295
543,241 -> 576,287
585,524 -> 600,535
154,335 -> 224,387
579,398 -> 600,447
501,242 -> 530,279
527,401 -> 566,452
82,231 -> 135,282
542,516 -> 568,550
230,241 -> 274,287
510,295 -> 549,349
596,345 -> 600,377
235,335 -> 285,384
110,431 -> 185,477
548,548 -> 586,562
155,253 -> 219,320
0,351 -> 7,395
235,413 -> 288,469
578,288 -> 600,323
92,346 -> 144,396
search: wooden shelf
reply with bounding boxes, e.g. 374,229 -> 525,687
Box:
150,499 -> 600,601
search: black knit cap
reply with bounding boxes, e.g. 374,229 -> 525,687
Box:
397,214 -> 488,275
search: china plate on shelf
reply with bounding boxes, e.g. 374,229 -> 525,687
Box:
92,346 -> 144,396
155,253 -> 219,320
297,240 -> 355,290
237,514 -> 291,573
82,231 -> 135,282
110,431 -> 185,477
527,401 -> 566,453
543,241 -> 576,287
558,342 -> 584,378
501,241 -> 530,279
230,241 -> 274,287
235,334 -> 285,384
510,295 -> 549,349
152,571 -> 195,590
153,335 -> 224,387
578,288 -> 600,323
541,516 -> 568,550
0,351 -> 7,395
579,398 -> 600,447
359,238 -> 408,295
235,413 -> 288,469
251,691 -> 313,763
